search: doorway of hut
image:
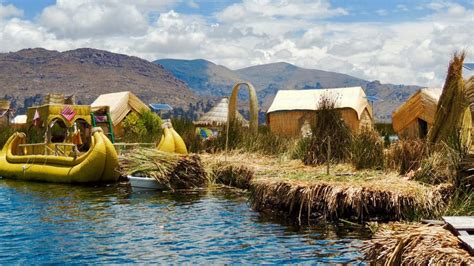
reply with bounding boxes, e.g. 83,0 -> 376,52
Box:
418,118 -> 428,138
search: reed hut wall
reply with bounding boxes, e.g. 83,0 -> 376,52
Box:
266,87 -> 373,137
0,100 -> 11,127
0,114 -> 9,127
267,108 -> 371,137
392,88 -> 441,139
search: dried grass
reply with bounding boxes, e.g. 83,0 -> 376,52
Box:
119,148 -> 208,190
250,177 -> 450,222
304,94 -> 353,165
387,139 -> 428,175
362,223 -> 474,265
351,129 -> 384,170
414,142 -> 461,185
201,151 -> 451,221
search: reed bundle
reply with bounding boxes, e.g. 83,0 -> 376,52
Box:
228,82 -> 259,134
428,52 -> 471,149
119,148 -> 208,190
362,223 -> 474,265
304,94 -> 352,165
387,139 -> 428,175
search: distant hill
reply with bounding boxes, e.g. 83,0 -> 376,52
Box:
156,59 -> 242,96
155,59 -> 422,121
1,48 -> 198,113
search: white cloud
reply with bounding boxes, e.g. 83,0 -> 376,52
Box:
39,0 -> 149,38
0,3 -> 23,20
0,0 -> 472,87
217,0 -> 347,22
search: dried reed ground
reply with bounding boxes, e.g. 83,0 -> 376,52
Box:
362,223 -> 474,264
202,151 -> 451,221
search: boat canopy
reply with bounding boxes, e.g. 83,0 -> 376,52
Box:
26,104 -> 92,128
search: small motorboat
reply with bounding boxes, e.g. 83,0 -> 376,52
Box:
128,175 -> 165,191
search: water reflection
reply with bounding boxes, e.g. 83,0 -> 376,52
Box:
0,179 -> 368,264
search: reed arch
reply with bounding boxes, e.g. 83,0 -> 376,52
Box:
227,82 -> 259,135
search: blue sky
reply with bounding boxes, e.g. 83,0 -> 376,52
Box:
6,0 -> 473,22
0,0 -> 472,86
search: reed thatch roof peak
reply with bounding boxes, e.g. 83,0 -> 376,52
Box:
392,87 -> 442,135
194,98 -> 248,127
91,91 -> 150,126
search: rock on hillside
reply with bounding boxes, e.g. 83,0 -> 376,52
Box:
0,48 -> 198,113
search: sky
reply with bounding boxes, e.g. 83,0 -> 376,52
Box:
0,0 -> 473,86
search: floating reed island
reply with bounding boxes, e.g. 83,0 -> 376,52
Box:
203,151 -> 452,222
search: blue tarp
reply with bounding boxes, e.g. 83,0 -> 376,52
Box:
150,103 -> 173,111
464,63 -> 474,71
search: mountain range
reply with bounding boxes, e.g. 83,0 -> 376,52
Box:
0,48 -> 198,113
0,47 -> 422,122
156,59 -> 422,121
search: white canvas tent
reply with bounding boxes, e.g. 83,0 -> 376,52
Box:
11,114 -> 27,125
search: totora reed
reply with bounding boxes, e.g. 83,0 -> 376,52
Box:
201,151 -> 452,222
362,223 -> 474,265
119,148 -> 208,190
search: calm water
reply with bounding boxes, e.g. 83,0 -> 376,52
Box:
0,179 -> 368,264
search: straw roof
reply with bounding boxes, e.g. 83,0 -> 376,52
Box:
267,87 -> 372,119
0,99 -> 10,110
194,98 -> 249,127
91,91 -> 150,126
392,88 -> 442,134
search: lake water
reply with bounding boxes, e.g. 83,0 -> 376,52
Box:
0,179 -> 369,264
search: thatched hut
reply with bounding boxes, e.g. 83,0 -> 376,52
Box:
0,100 -> 12,127
193,98 -> 248,130
91,91 -> 150,138
392,88 -> 442,139
266,87 -> 373,137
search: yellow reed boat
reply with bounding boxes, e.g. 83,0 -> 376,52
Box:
0,104 -> 119,183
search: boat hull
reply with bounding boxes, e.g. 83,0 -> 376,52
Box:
128,175 -> 165,191
0,130 -> 119,183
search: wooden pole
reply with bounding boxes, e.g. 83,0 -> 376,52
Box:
225,120 -> 229,162
326,136 -> 331,175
